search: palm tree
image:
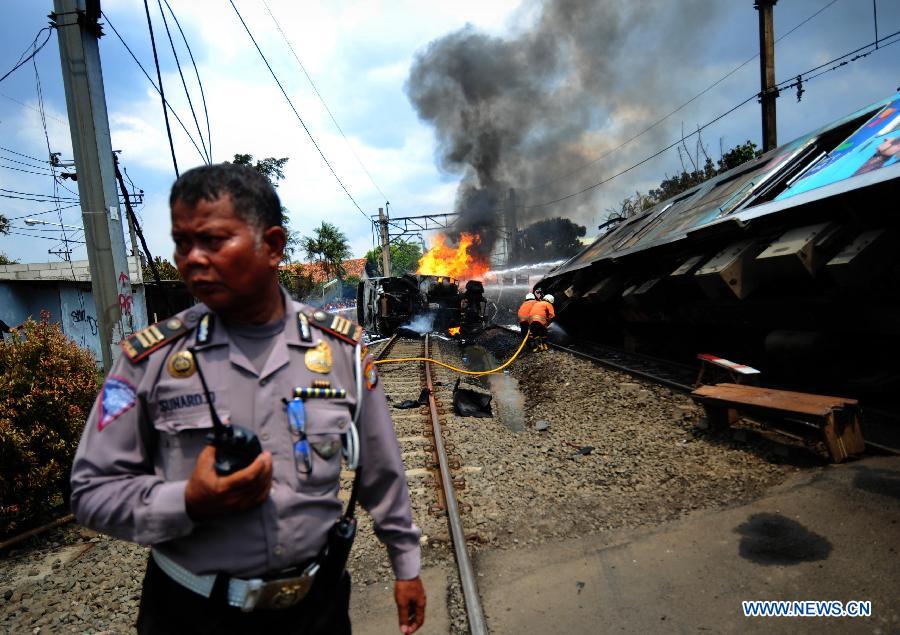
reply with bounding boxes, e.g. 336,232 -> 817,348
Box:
303,222 -> 351,280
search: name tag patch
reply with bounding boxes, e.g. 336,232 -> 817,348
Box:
158,392 -> 216,413
99,375 -> 137,431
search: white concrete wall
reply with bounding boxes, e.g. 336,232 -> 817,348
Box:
0,256 -> 143,283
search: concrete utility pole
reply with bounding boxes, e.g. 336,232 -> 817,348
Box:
378,207 -> 391,277
755,0 -> 778,152
53,0 -> 134,371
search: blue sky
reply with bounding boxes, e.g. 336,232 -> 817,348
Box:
0,0 -> 898,265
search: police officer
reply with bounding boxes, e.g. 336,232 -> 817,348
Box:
70,163 -> 426,634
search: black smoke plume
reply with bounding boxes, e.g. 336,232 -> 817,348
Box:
406,0 -> 720,260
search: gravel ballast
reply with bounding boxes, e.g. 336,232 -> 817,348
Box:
1,330 -> 799,633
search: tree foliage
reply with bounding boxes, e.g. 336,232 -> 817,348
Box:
365,241 -> 423,276
230,153 -> 300,262
142,256 -> 181,281
0,311 -> 99,535
0,252 -> 17,265
302,222 -> 351,281
278,266 -> 316,301
608,140 -> 762,222
515,217 -> 586,263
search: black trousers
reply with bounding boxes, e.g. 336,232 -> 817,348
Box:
136,556 -> 352,635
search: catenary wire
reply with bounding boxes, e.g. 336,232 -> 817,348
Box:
228,0 -> 370,222
143,0 -> 179,177
261,0 -> 389,203
156,0 -> 210,163
161,0 -> 212,162
102,11 -> 208,164
522,0 -> 844,193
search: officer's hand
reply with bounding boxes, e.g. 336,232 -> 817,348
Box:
394,576 -> 426,634
185,446 -> 273,522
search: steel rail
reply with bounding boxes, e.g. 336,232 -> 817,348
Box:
489,325 -> 694,392
549,342 -> 694,393
423,334 -> 488,635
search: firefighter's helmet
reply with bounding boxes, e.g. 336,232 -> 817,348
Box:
544,294 -> 555,305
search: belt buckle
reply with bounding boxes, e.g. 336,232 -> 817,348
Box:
256,574 -> 314,610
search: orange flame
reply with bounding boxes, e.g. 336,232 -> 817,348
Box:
417,233 -> 490,280
448,326 -> 461,336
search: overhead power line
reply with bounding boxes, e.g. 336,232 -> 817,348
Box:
0,28 -> 52,85
261,0 -> 389,204
143,0 -> 180,177
102,11 -> 209,164
161,0 -> 212,162
228,0 -> 370,222
515,27 -> 899,212
523,0 -> 843,193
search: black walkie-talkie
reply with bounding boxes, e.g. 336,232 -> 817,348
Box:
189,347 -> 262,475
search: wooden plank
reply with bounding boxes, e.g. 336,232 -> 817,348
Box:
692,383 -> 857,418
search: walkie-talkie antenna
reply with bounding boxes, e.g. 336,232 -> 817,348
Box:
188,347 -> 226,436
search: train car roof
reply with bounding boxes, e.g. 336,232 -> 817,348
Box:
544,92 -> 899,280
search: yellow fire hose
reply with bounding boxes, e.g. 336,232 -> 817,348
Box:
373,331 -> 531,376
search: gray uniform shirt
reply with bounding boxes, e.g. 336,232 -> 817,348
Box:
70,290 -> 421,580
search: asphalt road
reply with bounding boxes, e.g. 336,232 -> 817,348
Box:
352,455 -> 900,634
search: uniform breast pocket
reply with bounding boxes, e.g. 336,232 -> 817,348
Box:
152,415 -> 221,482
299,402 -> 351,494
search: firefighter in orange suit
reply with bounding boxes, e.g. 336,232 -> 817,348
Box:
528,294 -> 555,351
516,293 -> 536,337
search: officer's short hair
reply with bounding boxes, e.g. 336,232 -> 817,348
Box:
169,163 -> 282,233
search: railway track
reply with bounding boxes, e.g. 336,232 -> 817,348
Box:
490,325 -> 697,391
488,324 -> 900,455
374,334 -> 488,634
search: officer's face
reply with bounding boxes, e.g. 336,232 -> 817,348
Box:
171,195 -> 286,317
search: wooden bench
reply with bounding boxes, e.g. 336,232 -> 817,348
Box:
691,383 -> 865,463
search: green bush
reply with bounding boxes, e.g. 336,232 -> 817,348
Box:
0,311 -> 99,536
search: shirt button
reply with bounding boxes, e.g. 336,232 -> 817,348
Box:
259,378 -> 268,386
274,544 -> 284,556
261,432 -> 269,441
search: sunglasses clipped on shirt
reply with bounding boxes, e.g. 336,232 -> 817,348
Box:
285,398 -> 312,475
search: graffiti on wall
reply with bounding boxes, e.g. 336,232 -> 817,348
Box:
70,309 -> 98,336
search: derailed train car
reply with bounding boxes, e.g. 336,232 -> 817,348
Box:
537,92 -> 900,395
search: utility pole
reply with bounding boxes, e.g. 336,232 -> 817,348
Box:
378,207 -> 391,277
53,0 -> 134,371
114,154 -> 174,317
755,0 -> 778,152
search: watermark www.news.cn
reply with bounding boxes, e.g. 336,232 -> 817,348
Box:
742,600 -> 872,618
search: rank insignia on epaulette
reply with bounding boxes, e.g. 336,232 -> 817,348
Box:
121,317 -> 191,363
297,312 -> 312,342
196,314 -> 213,344
308,310 -> 363,345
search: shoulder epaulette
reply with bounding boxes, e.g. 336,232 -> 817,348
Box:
120,316 -> 192,363
307,309 -> 363,345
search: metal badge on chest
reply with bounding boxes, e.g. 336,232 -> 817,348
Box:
304,341 -> 333,374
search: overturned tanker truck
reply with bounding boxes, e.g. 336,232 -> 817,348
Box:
536,92 -> 900,398
357,274 -> 487,337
